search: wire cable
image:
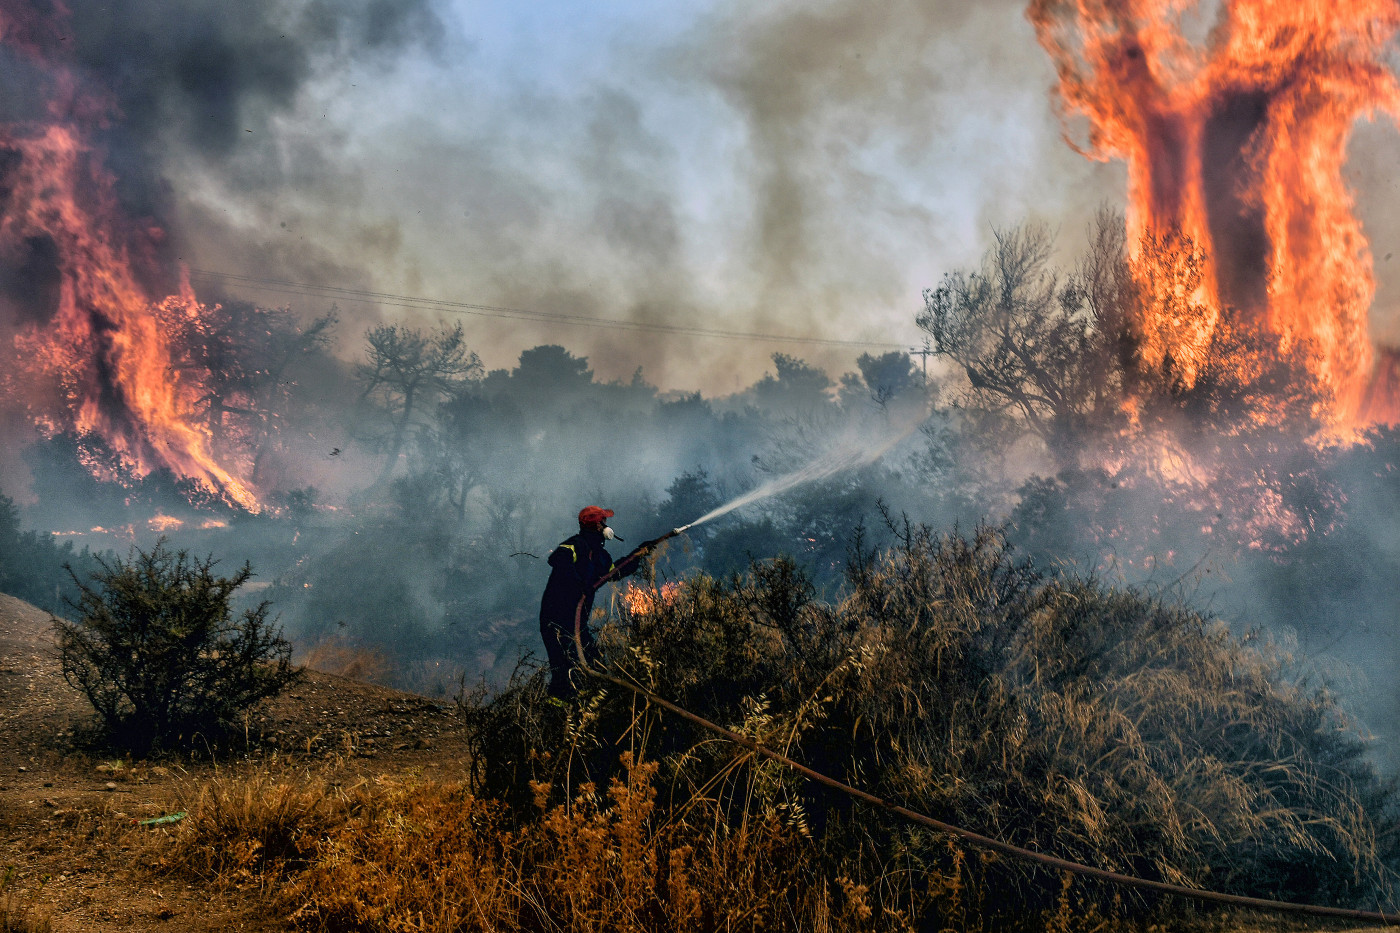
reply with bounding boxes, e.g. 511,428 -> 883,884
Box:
187,268 -> 909,351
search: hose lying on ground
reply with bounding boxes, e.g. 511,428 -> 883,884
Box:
569,548 -> 1399,926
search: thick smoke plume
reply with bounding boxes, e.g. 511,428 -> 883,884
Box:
15,0 -> 439,248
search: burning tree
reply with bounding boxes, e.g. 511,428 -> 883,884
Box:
917,217 -> 1131,471
921,211 -> 1343,573
0,22 -> 263,511
1027,0 -> 1400,427
921,212 -> 1328,466
158,299 -> 337,487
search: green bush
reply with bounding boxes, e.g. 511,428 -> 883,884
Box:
55,539 -> 301,752
465,524 -> 1400,924
0,489 -> 103,614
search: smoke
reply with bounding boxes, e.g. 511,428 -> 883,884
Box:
89,0 -> 1123,395
63,0 -> 439,204
681,399 -> 930,530
0,0 -> 442,336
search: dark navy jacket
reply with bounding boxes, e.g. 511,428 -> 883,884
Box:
540,529 -> 652,630
539,530 -> 618,628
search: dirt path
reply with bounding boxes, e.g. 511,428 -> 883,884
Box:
0,593 -> 477,931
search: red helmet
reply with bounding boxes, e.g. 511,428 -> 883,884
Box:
578,506 -> 615,527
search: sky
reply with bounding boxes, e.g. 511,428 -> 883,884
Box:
116,0 -> 1124,394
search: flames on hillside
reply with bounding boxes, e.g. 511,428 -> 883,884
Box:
0,4 -> 259,510
1030,0 -> 1400,429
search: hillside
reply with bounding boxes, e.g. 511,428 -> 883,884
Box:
0,593 -> 471,932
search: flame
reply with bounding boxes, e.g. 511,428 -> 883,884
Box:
621,582 -> 681,616
1029,0 -> 1400,426
0,9 -> 258,510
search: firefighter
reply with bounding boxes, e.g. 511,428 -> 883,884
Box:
539,506 -> 652,700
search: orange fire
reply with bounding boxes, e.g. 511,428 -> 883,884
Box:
621,582 -> 681,617
0,11 -> 258,509
1029,0 -> 1400,427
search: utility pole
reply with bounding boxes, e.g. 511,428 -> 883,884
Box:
909,339 -> 935,386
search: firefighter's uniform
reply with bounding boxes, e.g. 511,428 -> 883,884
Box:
539,524 -> 645,699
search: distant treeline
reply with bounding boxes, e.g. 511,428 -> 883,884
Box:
0,491 -> 105,615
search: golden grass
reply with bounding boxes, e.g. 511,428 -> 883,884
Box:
153,752 -> 990,932
297,634 -> 391,683
0,866 -> 52,933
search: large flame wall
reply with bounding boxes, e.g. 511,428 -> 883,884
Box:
0,6 -> 257,509
1029,0 -> 1400,426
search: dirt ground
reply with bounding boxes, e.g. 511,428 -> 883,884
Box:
0,592 -> 478,932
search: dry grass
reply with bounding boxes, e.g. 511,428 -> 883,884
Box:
297,634 -> 466,698
297,634 -> 391,683
0,867 -> 52,933
148,525 -> 1400,931
155,753 -> 954,932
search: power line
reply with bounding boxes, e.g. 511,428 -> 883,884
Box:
187,268 -> 910,351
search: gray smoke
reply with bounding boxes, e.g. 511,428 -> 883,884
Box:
150,0 -> 1124,393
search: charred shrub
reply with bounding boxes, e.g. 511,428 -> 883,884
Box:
55,539 -> 301,753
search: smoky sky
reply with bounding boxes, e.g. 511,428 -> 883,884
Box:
0,0 -> 438,305
122,0 -> 1125,393
63,0 -> 440,197
39,0 -> 1400,393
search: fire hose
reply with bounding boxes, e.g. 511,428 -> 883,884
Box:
569,534 -> 1399,925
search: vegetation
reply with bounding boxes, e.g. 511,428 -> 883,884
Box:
0,490 -> 103,614
481,527 -> 1399,919
54,539 -> 301,752
0,866 -> 51,933
152,527 -> 1400,930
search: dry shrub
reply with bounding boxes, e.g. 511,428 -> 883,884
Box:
159,754 -> 921,932
298,634 -> 391,683
570,523 -> 1400,921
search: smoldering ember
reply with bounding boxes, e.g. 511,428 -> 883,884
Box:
4,1 -> 1400,930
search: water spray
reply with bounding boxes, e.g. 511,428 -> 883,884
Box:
667,405 -> 929,537
600,405 -> 929,578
